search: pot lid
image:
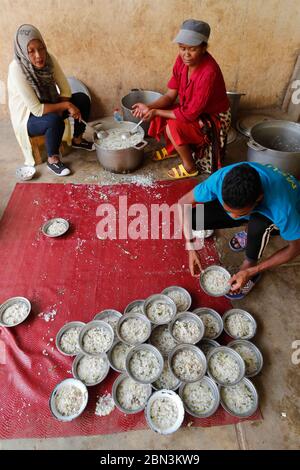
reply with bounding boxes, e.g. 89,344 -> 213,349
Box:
227,127 -> 237,144
236,115 -> 273,137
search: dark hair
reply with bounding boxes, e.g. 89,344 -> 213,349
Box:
221,164 -> 263,209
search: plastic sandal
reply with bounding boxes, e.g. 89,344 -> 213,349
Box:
229,230 -> 247,252
225,273 -> 261,300
168,164 -> 199,179
152,147 -> 178,161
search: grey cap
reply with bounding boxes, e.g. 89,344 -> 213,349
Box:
173,19 -> 210,46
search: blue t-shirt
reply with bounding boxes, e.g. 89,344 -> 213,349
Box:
193,162 -> 300,241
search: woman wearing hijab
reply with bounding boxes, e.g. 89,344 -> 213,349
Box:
8,24 -> 93,176
133,19 -> 231,179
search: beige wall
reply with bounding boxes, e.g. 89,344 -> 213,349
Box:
1,0 -> 300,119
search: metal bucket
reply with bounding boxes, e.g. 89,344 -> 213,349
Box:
94,120 -> 147,174
247,120 -> 300,177
121,89 -> 163,132
226,91 -> 245,126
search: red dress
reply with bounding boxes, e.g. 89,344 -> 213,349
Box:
148,52 -> 230,158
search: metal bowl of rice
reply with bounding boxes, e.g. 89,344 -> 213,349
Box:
72,352 -> 110,386
78,320 -> 114,356
116,313 -> 152,346
223,309 -> 257,340
143,294 -> 177,325
179,375 -> 220,418
124,300 -> 145,315
207,346 -> 245,386
161,286 -> 192,313
200,265 -> 231,297
107,340 -> 133,373
193,307 -> 223,339
0,296 -> 31,327
152,358 -> 181,391
198,338 -> 221,358
168,312 -> 204,345
220,377 -> 259,418
112,373 -> 152,414
125,343 -> 164,384
49,378 -> 88,422
93,309 -> 122,338
148,324 -> 178,357
228,339 -> 263,377
145,389 -> 185,435
41,218 -> 69,238
55,321 -> 85,356
169,344 -> 207,383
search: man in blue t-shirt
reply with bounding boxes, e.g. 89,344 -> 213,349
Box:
178,162 -> 300,299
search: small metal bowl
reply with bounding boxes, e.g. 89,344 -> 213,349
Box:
78,320 -> 114,356
168,312 -> 204,345
169,344 -> 207,383
223,309 -> 257,340
193,307 -> 223,339
125,344 -> 164,384
72,352 -> 110,386
198,338 -> 221,358
220,377 -> 259,418
49,378 -> 88,422
15,165 -> 36,181
149,324 -> 178,357
145,389 -> 185,435
179,376 -> 220,418
116,313 -> 152,346
207,346 -> 245,386
55,321 -> 86,356
0,297 -> 31,327
200,265 -> 231,297
124,300 -> 145,315
42,218 -> 69,238
107,340 -> 132,373
161,286 -> 192,313
112,373 -> 152,414
228,339 -> 263,377
94,309 -> 122,338
152,358 -> 181,391
143,294 -> 177,325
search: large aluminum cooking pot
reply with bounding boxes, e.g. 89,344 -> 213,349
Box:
94,121 -> 147,174
247,120 -> 300,177
121,89 -> 163,133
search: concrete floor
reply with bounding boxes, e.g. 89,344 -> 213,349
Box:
0,110 -> 299,450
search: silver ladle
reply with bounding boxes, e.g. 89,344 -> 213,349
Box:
81,119 -> 108,139
121,118 -> 144,140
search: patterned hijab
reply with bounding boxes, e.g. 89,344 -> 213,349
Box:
14,24 -> 59,104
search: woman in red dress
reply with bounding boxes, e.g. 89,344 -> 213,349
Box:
133,19 -> 231,179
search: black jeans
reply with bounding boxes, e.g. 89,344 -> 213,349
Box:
192,200 -> 280,261
27,92 -> 91,157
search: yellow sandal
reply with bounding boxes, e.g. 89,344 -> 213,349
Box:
152,147 -> 178,161
168,164 -> 199,179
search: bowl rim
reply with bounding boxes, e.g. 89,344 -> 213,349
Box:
223,308 -> 257,339
116,312 -> 152,346
178,375 -> 220,418
219,377 -> 259,418
161,286 -> 192,312
168,311 -> 204,345
168,343 -> 207,383
49,378 -> 88,422
0,296 -> 31,327
207,345 -> 245,386
125,343 -> 164,384
199,265 -> 231,297
78,320 -> 114,356
228,339 -> 263,377
192,307 -> 224,339
151,358 -> 182,392
55,321 -> 86,356
143,294 -> 177,325
124,299 -> 145,315
112,372 -> 152,414
41,217 -> 70,238
145,389 -> 185,435
72,352 -> 110,386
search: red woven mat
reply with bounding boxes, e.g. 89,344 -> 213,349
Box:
0,181 -> 261,439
